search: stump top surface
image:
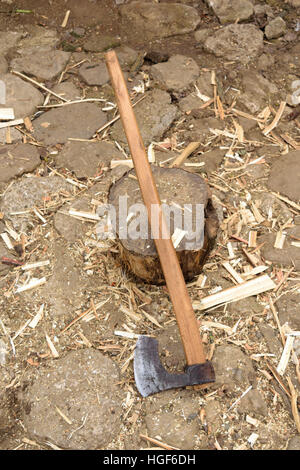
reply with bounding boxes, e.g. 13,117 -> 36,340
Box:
108,165 -> 209,255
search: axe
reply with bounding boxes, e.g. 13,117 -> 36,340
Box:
105,51 -> 215,397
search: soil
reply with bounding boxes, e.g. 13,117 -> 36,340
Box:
0,0 -> 300,452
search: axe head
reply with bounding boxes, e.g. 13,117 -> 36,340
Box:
134,335 -> 215,397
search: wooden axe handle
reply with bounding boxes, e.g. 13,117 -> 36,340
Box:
105,50 -> 206,365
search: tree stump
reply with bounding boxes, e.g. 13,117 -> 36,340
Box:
108,166 -> 218,284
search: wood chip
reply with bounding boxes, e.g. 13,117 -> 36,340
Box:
193,274 -> 276,311
274,230 -> 286,249
0,108 -> 15,120
16,277 -> 46,293
271,192 -> 300,212
248,231 -> 257,248
171,227 -> 187,249
55,406 -> 72,424
12,318 -> 31,340
1,232 -> 13,250
21,260 -> 50,271
12,71 -> 68,102
61,10 -> 71,28
170,142 -> 201,168
0,118 -> 24,129
251,202 -> 265,224
68,209 -> 101,221
45,333 -> 59,358
201,320 -> 233,335
227,242 -> 235,259
222,261 -> 244,284
287,376 -> 300,433
276,335 -> 294,376
28,304 -> 44,329
140,434 -> 179,451
114,330 -> 139,339
262,101 -> 286,135
110,159 -> 134,169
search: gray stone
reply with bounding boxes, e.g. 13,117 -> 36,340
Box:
54,179 -> 119,243
178,93 -> 204,113
145,403 -> 202,449
0,56 -> 8,74
110,89 -> 177,148
52,82 -> 80,101
259,224 -> 300,271
255,192 -> 293,226
227,297 -> 262,316
197,149 -> 225,174
180,116 -> 225,142
257,53 -> 275,72
287,436 -> 300,450
35,240 -> 88,318
237,71 -> 278,114
0,241 -> 11,274
119,2 -> 200,40
78,62 -> 109,86
0,74 -> 44,119
19,348 -> 124,449
276,294 -> 300,330
0,176 -> 73,231
83,33 -> 121,52
54,197 -> 93,243
0,31 -> 23,56
16,26 -> 60,50
254,4 -> 275,19
11,47 -> 71,81
238,389 -> 268,417
115,45 -> 139,70
258,323 -> 282,357
194,28 -> 211,43
0,127 -> 22,145
265,17 -> 287,40
33,103 -> 107,145
196,71 -> 216,99
204,400 -> 222,434
0,143 -> 40,183
206,0 -> 254,24
56,140 -> 124,178
267,150 -> 300,201
204,24 -> 264,64
212,345 -> 256,392
151,55 -> 199,91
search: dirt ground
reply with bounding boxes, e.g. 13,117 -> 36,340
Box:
0,0 -> 300,451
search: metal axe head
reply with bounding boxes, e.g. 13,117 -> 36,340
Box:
134,335 -> 215,397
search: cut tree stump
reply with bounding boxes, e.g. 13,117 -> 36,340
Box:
108,166 -> 219,284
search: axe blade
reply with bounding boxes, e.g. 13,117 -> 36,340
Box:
134,335 -> 215,397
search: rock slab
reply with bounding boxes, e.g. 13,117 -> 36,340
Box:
110,89 -> 177,147
206,0 -> 254,24
56,140 -> 124,178
265,17 -> 287,40
0,74 -> 44,119
120,2 -> 200,40
19,349 -> 124,449
0,143 -> 40,183
150,55 -> 200,91
204,24 -> 264,64
79,62 -> 109,86
0,176 -> 73,231
267,150 -> 300,201
11,48 -> 71,81
33,103 -> 107,145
